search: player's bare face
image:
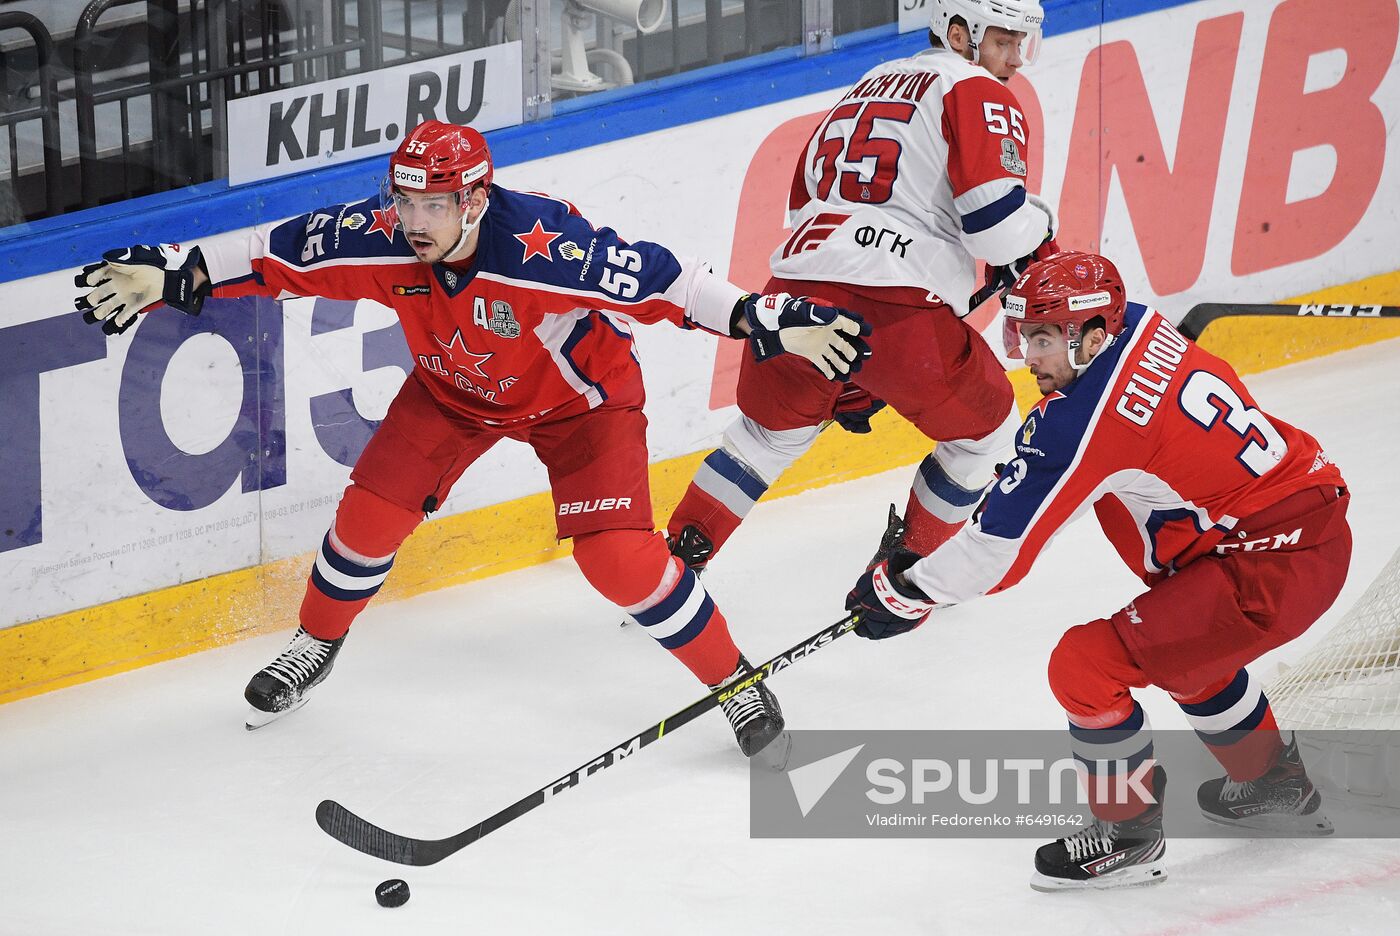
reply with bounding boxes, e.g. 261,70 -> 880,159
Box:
977,27 -> 1027,82
394,191 -> 468,263
1021,324 -> 1076,393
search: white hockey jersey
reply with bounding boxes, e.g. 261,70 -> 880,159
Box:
771,48 -> 1049,315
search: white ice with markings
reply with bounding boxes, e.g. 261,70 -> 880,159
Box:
3,340 -> 1399,935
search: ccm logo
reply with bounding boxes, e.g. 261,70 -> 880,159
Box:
1215,528 -> 1302,554
558,497 -> 632,516
393,165 -> 427,190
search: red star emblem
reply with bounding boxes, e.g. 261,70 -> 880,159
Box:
1033,390 -> 1066,416
368,208 -> 398,242
513,220 -> 561,263
434,328 -> 493,381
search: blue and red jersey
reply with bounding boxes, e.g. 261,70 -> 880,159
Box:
906,302 -> 1346,603
201,186 -> 744,425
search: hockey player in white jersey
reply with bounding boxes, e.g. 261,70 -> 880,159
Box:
665,0 -> 1060,576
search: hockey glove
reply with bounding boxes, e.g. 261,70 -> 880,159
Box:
75,244 -> 210,335
846,550 -> 936,640
742,292 -> 872,381
968,193 -> 1061,314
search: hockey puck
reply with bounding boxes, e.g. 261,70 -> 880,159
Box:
376,878 -> 410,908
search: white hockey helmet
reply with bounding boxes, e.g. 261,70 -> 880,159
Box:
929,0 -> 1045,65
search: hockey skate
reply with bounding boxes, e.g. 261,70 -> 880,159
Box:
668,524 -> 716,573
1030,767 -> 1168,892
711,655 -> 789,765
244,626 -> 345,730
865,504 -> 907,571
1197,734 -> 1334,835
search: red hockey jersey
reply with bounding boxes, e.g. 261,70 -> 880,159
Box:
201,187 -> 745,425
905,302 -> 1346,603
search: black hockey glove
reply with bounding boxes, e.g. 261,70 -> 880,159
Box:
75,244 -> 211,335
832,398 -> 886,434
740,292 -> 872,381
967,193 -> 1061,315
846,550 -> 936,640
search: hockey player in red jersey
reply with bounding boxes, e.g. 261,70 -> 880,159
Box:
663,0 -> 1058,576
846,252 -> 1352,890
74,120 -> 871,758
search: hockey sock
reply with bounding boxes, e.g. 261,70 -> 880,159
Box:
573,529 -> 741,685
902,453 -> 986,555
666,448 -> 769,561
1174,669 -> 1283,782
1068,700 -> 1159,823
299,484 -> 422,641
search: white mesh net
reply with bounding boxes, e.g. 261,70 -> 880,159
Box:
1270,545 -> 1400,730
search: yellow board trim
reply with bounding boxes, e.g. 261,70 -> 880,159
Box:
4,271 -> 1399,704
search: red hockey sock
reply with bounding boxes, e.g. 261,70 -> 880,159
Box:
901,493 -> 964,556
665,449 -> 770,564
1174,670 -> 1284,782
573,529 -> 741,684
299,484 -> 422,641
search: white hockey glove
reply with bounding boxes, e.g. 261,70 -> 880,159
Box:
74,244 -> 210,335
741,292 -> 872,381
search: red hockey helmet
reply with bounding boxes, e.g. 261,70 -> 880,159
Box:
381,121 -> 494,258
1001,251 -> 1127,367
388,120 -> 493,194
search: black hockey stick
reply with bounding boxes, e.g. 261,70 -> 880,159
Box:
316,612 -> 860,865
1177,302 -> 1400,341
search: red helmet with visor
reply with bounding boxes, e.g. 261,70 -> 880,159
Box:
1001,251 -> 1127,368
379,121 -> 494,255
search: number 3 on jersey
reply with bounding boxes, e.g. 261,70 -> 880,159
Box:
1180,371 -> 1287,477
811,102 -> 917,204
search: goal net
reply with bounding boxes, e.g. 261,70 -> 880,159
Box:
1268,544 -> 1400,808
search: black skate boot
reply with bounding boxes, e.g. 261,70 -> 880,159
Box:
668,524 -> 715,573
1030,766 -> 1168,892
1197,734 -> 1333,835
244,626 -> 345,730
711,656 -> 788,765
621,526 -> 715,629
865,504 -> 907,571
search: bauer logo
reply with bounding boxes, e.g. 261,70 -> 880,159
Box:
558,497 -> 633,516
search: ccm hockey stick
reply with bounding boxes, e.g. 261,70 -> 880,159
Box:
1177,302 -> 1400,341
316,612 -> 860,866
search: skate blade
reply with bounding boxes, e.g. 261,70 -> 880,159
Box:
753,730 -> 793,772
1200,809 -> 1334,836
244,696 -> 308,731
1029,859 -> 1167,893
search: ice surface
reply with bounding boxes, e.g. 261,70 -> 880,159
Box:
2,341 -> 1399,935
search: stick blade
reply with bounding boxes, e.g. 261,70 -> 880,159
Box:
316,799 -> 443,866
